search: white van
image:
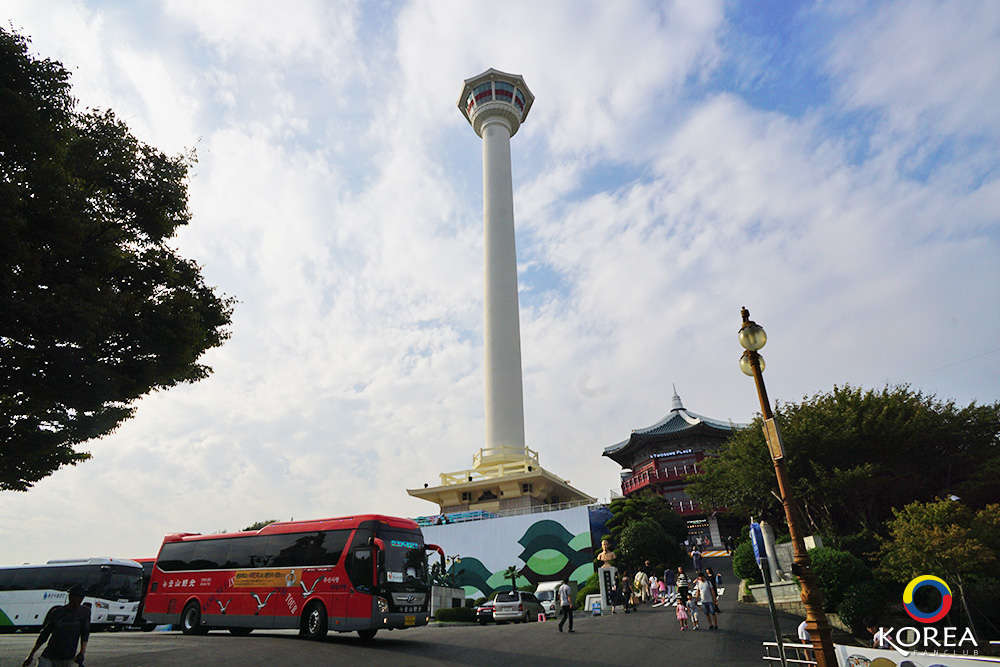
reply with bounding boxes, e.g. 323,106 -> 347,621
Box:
534,580 -> 577,618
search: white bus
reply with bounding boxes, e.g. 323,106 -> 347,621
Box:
0,558 -> 144,631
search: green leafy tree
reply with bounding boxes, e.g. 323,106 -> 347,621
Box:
688,385 -> 1000,555
807,546 -> 874,612
605,491 -> 686,572
876,500 -> 997,585
243,519 -> 279,532
501,565 -> 527,592
731,540 -> 762,584
876,499 -> 1000,636
606,490 -> 686,544
1,28 -> 234,490
617,518 -> 684,572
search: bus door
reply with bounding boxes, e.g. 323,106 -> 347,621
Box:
345,545 -> 374,625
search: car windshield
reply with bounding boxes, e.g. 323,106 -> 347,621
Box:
496,591 -> 520,602
535,590 -> 554,601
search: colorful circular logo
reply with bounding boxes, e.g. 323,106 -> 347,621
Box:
903,575 -> 952,623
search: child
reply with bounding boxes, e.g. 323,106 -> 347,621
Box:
687,590 -> 701,630
675,599 -> 689,630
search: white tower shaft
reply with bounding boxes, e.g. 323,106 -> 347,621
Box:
481,116 -> 526,449
458,69 -> 535,454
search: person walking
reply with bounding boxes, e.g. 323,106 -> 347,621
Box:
691,545 -> 702,573
664,567 -> 676,602
23,585 -> 90,667
675,598 -> 689,630
557,579 -> 574,633
694,572 -> 719,630
620,571 -> 636,613
675,566 -> 689,604
705,566 -> 722,610
634,569 -> 650,604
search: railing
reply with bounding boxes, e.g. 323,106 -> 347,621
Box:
472,445 -> 539,468
672,499 -> 702,515
413,510 -> 498,527
762,641 -> 817,666
413,500 -> 597,527
438,446 -> 543,486
493,499 -> 592,518
621,463 -> 700,494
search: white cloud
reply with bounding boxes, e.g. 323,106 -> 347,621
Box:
826,1 -> 1000,180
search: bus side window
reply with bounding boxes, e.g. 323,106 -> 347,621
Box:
9,569 -> 39,591
158,542 -> 195,572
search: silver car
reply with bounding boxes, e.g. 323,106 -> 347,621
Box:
492,591 -> 545,624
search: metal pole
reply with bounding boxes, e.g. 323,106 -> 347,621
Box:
741,308 -> 837,667
760,556 -> 789,667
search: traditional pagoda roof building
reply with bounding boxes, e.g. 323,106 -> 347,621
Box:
604,387 -> 745,546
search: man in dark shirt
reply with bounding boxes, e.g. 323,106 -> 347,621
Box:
23,585 -> 90,667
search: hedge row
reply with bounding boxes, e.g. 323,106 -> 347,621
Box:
434,606 -> 478,623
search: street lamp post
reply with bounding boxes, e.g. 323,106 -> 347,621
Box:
739,307 -> 837,667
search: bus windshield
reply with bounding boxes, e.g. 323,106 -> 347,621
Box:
379,528 -> 426,584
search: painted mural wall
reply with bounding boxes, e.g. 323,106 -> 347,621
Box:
421,506 -> 595,600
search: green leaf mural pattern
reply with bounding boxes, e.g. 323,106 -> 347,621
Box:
451,519 -> 594,598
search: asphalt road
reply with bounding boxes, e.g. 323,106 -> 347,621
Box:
2,558 -> 809,667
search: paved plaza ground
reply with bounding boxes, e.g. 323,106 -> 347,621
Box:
2,557 -> 841,667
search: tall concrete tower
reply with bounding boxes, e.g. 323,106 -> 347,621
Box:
458,69 -> 534,452
407,70 -> 593,515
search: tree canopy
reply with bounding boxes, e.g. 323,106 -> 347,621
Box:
876,499 -> 1000,635
687,385 -> 1000,555
1,28 -> 234,491
604,490 -> 687,571
876,499 -> 999,586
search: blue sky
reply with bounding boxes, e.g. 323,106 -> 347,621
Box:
1,0 -> 998,564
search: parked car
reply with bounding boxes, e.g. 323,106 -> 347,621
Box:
493,591 -> 545,624
476,599 -> 496,625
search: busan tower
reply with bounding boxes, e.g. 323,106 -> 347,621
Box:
408,70 -> 593,516
462,68 -> 533,453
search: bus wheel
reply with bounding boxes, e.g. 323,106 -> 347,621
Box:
357,629 -> 377,642
301,602 -> 327,641
181,602 -> 207,635
229,627 -> 253,636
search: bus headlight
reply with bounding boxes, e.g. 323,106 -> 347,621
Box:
377,597 -> 389,614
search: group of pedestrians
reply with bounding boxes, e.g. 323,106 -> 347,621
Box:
602,560 -> 722,633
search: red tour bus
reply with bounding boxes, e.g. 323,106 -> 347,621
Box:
143,515 -> 443,641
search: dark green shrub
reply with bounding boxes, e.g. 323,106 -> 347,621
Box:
434,606 -> 477,623
836,580 -> 886,633
808,547 -> 873,612
575,584 -> 598,610
732,541 -> 763,584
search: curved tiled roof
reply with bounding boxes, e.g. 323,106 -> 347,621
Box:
603,388 -> 745,460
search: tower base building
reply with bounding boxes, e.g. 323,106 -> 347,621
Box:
408,445 -> 593,515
